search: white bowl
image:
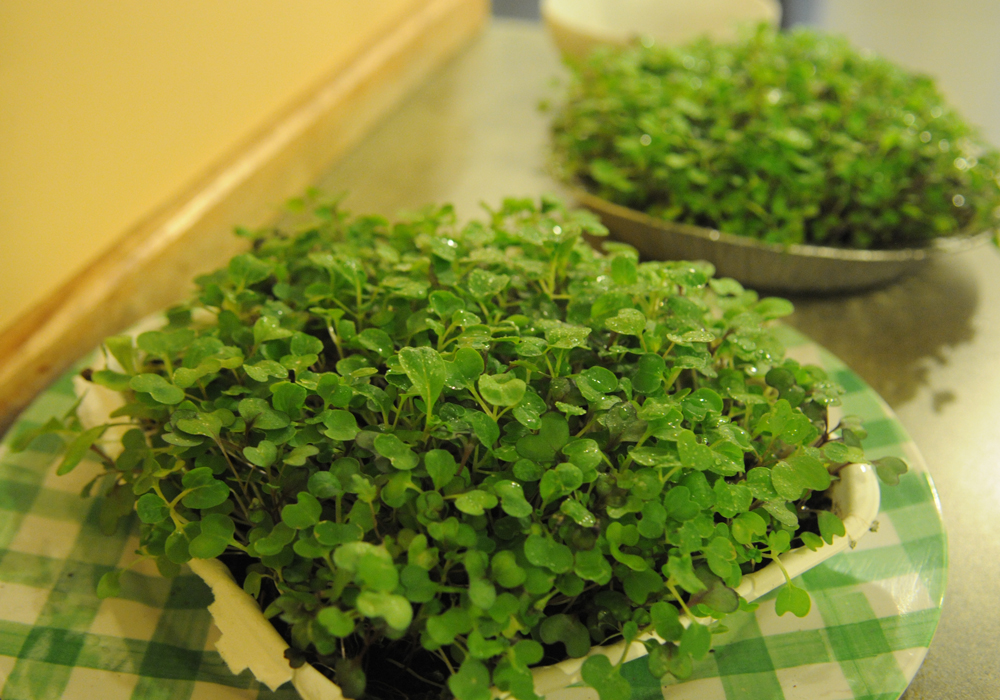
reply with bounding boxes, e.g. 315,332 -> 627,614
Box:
542,0 -> 781,61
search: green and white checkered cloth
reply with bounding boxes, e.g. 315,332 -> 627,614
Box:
0,327 -> 944,700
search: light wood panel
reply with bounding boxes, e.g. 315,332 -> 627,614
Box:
0,0 -> 422,331
0,0 -> 489,434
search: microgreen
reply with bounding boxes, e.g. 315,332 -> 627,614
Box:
31,194 -> 903,700
551,25 -> 1000,249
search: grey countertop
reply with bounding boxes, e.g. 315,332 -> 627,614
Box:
314,20 -> 1000,699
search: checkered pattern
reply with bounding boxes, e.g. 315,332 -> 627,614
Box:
618,326 -> 946,700
0,327 -> 944,700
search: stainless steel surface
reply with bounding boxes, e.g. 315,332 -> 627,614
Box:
314,19 -> 1000,699
571,187 -> 981,294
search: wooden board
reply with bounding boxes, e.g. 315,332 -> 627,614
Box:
0,0 -> 488,434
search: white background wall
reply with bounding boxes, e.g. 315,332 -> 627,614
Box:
802,0 -> 1000,146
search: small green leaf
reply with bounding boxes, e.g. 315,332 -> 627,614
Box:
491,550 -> 527,589
511,638 -> 544,667
314,521 -> 363,546
323,410 -> 360,441
229,253 -> 271,287
731,510 -> 768,544
130,374 -> 184,405
632,353 -> 666,394
678,622 -> 712,660
768,529 -> 792,555
771,454 -> 831,500
136,493 -> 170,524
357,553 -> 399,592
466,269 -> 510,299
398,346 -> 446,414
665,553 -> 706,594
317,607 -> 355,637
181,468 -> 230,509
448,657 -> 491,700
494,480 -> 533,518
691,576 -> 740,614
238,398 -> 290,430
164,522 -> 197,564
97,569 -> 123,599
606,521 -> 647,571
560,498 -> 595,527
189,514 -> 236,559
823,441 -> 851,463
817,510 -> 846,544
244,360 -> 288,383
800,531 -> 825,550
467,629 -> 506,659
574,548 -> 613,584
307,471 -> 342,500
755,297 -> 795,320
253,315 -> 293,345
401,564 -> 438,602
281,492 -> 322,529
243,440 -> 277,468
580,654 -> 631,700
622,568 -> 663,605
512,459 -> 545,482
243,571 -> 262,598
424,449 -> 458,489
291,332 -> 324,356
517,412 -> 570,463
604,308 -> 646,336
539,614 -> 590,658
539,463 -> 583,502
580,366 -> 619,393
775,583 -> 812,617
56,425 -> 107,476
454,489 -> 498,516
524,535 -> 574,574
316,374 -> 351,407
253,522 -> 296,556
356,328 -> 394,358
450,347 -> 484,389
137,329 -> 195,357
429,290 -> 465,318
91,369 -> 131,391
427,607 -> 472,644
355,590 -> 413,631
542,321 -> 591,349
463,409 -> 499,450
286,444 -> 320,467
610,255 -> 638,286
374,433 -> 419,470
176,413 -> 222,438
562,439 -> 604,469
873,456 -> 908,486
650,601 -> 683,642
478,373 -> 526,407
556,401 -> 586,416
681,388 -> 724,420
270,382 -> 307,416
104,335 -> 136,374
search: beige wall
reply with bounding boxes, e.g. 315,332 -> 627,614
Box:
818,0 -> 1000,146
0,0 -> 420,331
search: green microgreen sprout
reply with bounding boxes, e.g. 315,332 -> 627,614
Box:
20,194 -> 905,700
550,24 -> 1000,249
